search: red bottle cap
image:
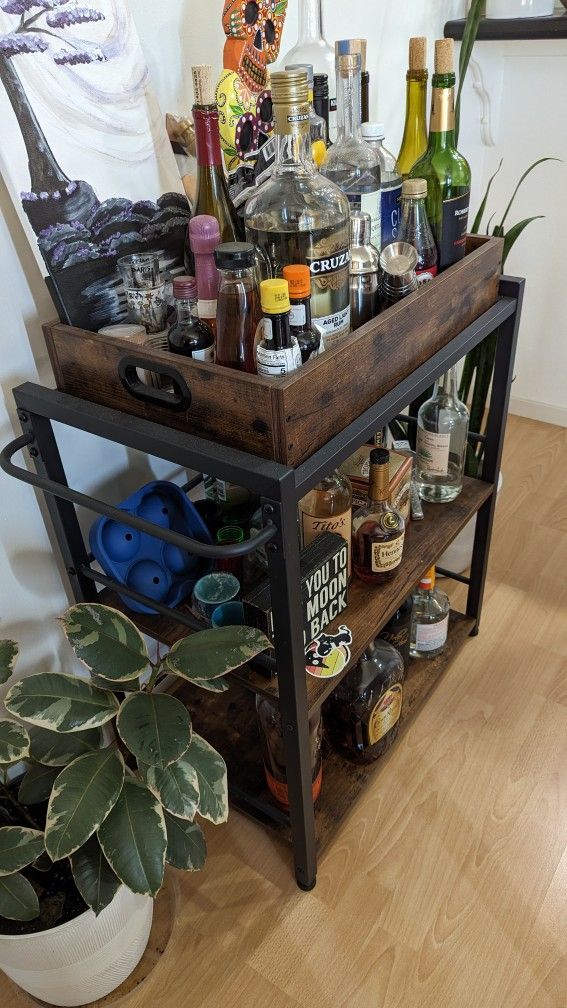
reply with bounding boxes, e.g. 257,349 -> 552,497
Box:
189,215 -> 221,254
173,275 -> 197,299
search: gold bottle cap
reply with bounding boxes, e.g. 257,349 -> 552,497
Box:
402,178 -> 427,198
435,38 -> 454,75
270,70 -> 309,106
192,64 -> 215,106
409,36 -> 427,72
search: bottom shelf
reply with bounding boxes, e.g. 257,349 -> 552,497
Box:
175,611 -> 475,853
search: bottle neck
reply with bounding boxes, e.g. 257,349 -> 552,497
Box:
193,105 -> 223,168
336,65 -> 362,140
427,74 -> 456,150
434,365 -> 458,400
298,0 -> 324,43
404,72 -> 428,133
175,297 -> 198,325
369,464 -> 389,504
400,195 -> 427,230
273,114 -> 315,175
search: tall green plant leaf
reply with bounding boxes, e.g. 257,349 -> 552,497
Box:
0,872 -> 39,921
116,692 -> 192,769
498,158 -> 560,230
455,0 -> 483,145
145,756 -> 200,820
61,605 -> 150,683
18,765 -> 60,805
189,676 -> 230,695
184,733 -> 228,825
502,216 -> 544,267
28,725 -> 103,767
0,828 -> 44,875
0,720 -> 30,764
166,626 -> 269,682
5,673 -> 119,733
45,749 -> 124,861
0,641 -> 18,685
71,834 -> 121,916
164,813 -> 206,871
471,159 -> 503,233
97,778 -> 166,897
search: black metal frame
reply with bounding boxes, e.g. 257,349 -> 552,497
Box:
0,277 -> 524,891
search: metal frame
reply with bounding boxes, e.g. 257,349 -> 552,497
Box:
0,277 -> 524,891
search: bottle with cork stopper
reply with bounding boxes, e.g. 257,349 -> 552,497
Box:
396,37 -> 429,178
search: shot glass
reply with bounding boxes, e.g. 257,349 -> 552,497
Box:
117,253 -> 161,290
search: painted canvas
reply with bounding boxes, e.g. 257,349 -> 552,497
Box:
0,0 -> 189,330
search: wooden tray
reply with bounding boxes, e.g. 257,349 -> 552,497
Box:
44,235 -> 503,467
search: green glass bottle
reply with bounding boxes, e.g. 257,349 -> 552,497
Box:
396,36 -> 428,178
409,39 -> 471,270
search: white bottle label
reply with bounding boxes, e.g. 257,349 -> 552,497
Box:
289,303 -> 307,327
416,427 -> 450,476
415,615 -> 449,652
361,191 -> 382,250
256,339 -> 302,378
371,533 -> 405,573
191,345 -> 214,363
197,299 -> 217,319
313,304 -> 351,346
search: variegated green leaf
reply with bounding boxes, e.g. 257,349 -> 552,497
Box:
190,676 -> 230,695
0,641 -> 18,685
0,872 -> 39,921
145,757 -> 200,820
0,720 -> 30,764
97,778 -> 166,897
184,733 -> 228,825
28,725 -> 103,766
116,692 -> 191,769
164,812 -> 206,871
18,765 -> 60,805
45,749 -> 124,861
71,834 -> 121,916
0,828 -> 44,875
5,674 -> 119,733
165,626 -> 270,682
61,604 -> 150,683
90,673 -> 140,693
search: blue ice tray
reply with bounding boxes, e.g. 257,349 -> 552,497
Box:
89,480 -> 213,615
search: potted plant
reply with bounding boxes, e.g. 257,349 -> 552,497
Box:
0,604 -> 269,1007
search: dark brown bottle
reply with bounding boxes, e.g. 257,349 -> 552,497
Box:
352,449 -> 405,584
377,597 -> 413,670
167,276 -> 214,361
256,696 -> 323,808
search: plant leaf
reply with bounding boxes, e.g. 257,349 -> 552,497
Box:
165,626 -> 270,682
184,733 -> 228,825
61,604 -> 150,683
498,157 -> 560,230
455,0 -> 484,145
164,812 -> 206,871
471,158 -> 503,234
0,641 -> 18,685
45,749 -> 124,861
0,872 -> 39,921
0,720 -> 30,764
18,765 -> 60,805
28,725 -> 103,767
117,692 -> 191,769
145,756 -> 200,820
5,673 -> 119,733
97,778 -> 166,897
0,828 -> 45,876
190,676 -> 230,694
71,834 -> 121,916
502,216 -> 544,267
90,673 -> 140,693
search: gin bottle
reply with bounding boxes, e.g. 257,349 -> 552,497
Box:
410,567 -> 450,659
282,0 -> 337,141
415,366 -> 469,503
361,122 -> 402,248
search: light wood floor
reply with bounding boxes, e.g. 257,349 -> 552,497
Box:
2,415 -> 566,1008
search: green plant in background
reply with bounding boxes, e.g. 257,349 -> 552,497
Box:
0,606 -> 269,922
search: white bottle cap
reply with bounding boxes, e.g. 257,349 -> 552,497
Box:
362,122 -> 385,141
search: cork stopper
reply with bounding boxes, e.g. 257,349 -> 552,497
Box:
270,70 -> 309,105
192,64 -> 215,106
402,178 -> 427,198
409,37 -> 427,72
435,38 -> 454,75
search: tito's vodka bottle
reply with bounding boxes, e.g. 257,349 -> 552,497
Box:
246,71 -> 351,347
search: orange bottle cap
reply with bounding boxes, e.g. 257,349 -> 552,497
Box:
282,264 -> 311,300
419,566 -> 436,590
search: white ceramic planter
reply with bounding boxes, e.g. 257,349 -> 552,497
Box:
486,0 -> 554,16
0,886 -> 153,1007
438,472 -> 503,575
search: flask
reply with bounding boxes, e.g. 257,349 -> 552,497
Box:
397,178 -> 439,283
188,214 -> 220,335
352,448 -> 405,584
284,63 -> 327,167
256,278 -> 302,378
410,567 -> 450,658
409,39 -> 471,270
282,264 -> 322,363
349,211 -> 380,329
214,242 -> 261,373
313,73 -> 330,144
397,37 -> 429,178
256,696 -> 323,808
299,470 -> 352,577
361,122 -> 403,248
415,366 -> 470,502
167,276 -> 214,362
378,597 -> 413,671
245,71 -> 351,348
325,638 -> 404,763
282,0 -> 337,141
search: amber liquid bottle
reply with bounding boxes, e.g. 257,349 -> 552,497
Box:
352,449 -> 405,584
299,470 -> 352,577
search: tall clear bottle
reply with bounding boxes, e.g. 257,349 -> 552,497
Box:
396,37 -> 429,178
410,567 -> 450,659
245,71 -> 352,347
321,53 -> 381,251
415,366 -> 470,503
361,122 -> 403,248
282,0 -> 337,142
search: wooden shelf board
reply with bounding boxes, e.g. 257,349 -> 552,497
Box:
445,13 -> 567,40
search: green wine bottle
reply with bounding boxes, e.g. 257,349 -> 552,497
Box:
409,39 -> 471,270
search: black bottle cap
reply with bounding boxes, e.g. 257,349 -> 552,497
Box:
214,242 -> 255,269
370,448 -> 389,466
313,73 -> 329,96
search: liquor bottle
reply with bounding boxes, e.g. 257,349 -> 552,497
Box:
285,63 -> 327,167
415,366 -> 469,503
282,0 -> 337,141
256,696 -> 323,808
397,178 -> 439,282
167,276 -> 215,361
188,214 -> 220,335
396,37 -> 429,178
322,52 -> 381,252
349,211 -> 380,330
313,73 -> 330,144
409,39 -> 471,270
214,242 -> 261,373
378,597 -> 413,670
325,638 -> 404,764
256,278 -> 302,378
245,71 -> 351,348
352,448 -> 405,584
361,122 -> 403,248
299,469 -> 352,577
410,567 -> 450,659
282,264 -> 322,362
335,39 -> 369,125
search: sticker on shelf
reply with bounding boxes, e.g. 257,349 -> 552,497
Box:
305,625 -> 353,679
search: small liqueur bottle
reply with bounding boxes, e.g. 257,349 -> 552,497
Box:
282,263 -> 322,362
285,62 -> 328,167
282,0 -> 337,141
214,242 -> 261,373
352,448 -> 405,584
378,597 -> 413,670
410,567 -> 450,659
188,215 -> 220,335
397,178 -> 439,283
256,696 -> 323,808
325,638 -> 404,764
361,122 -> 403,248
397,37 -> 429,178
349,211 -> 380,330
415,366 -> 469,502
256,278 -> 302,378
299,469 -> 352,577
313,73 -> 330,145
167,276 -> 214,362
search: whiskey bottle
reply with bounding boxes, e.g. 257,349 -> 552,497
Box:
299,470 -> 352,577
245,71 -> 351,347
352,449 -> 405,584
415,366 -> 469,502
397,37 -> 429,178
410,567 -> 450,659
256,696 -> 323,808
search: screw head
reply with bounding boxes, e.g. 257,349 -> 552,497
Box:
263,504 -> 274,516
267,542 -> 278,553
17,411 -> 28,423
67,567 -> 76,577
29,447 -> 39,458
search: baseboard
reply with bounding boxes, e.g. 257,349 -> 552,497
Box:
509,396 -> 567,429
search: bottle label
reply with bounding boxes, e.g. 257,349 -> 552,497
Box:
416,266 -> 439,284
289,303 -> 307,327
415,615 -> 449,652
440,192 -> 470,269
380,628 -> 409,652
197,299 -> 217,320
264,765 -> 322,808
301,506 -> 351,574
256,340 -> 302,378
381,184 -> 402,247
347,192 -> 381,250
416,427 -> 450,476
312,304 -> 351,345
371,532 -> 405,574
368,683 -> 403,745
307,226 -> 351,341
191,345 -> 214,363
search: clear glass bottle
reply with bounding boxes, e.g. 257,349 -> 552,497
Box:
256,278 -> 302,378
397,37 -> 429,178
415,366 -> 470,503
299,469 -> 352,578
352,448 -> 405,584
167,276 -> 214,362
397,178 -> 439,283
282,0 -> 337,142
214,242 -> 261,373
285,62 -> 327,168
410,566 -> 450,659
321,53 -> 381,252
361,122 -> 403,249
245,71 -> 351,349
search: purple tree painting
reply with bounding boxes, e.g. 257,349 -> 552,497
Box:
0,1 -> 190,329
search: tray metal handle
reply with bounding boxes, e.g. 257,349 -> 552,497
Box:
118,355 -> 192,412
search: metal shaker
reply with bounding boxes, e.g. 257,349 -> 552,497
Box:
350,212 -> 381,329
379,242 -> 419,308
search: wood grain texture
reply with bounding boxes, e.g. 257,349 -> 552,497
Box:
2,416 -> 565,1008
